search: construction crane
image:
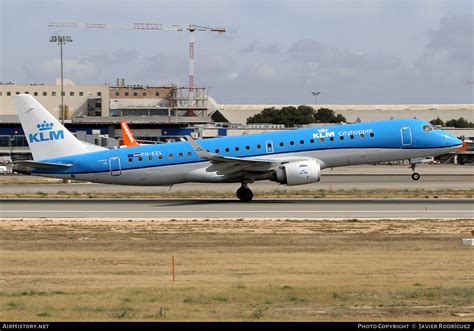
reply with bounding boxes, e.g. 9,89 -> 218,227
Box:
48,22 -> 226,112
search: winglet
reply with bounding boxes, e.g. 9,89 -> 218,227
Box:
186,135 -> 214,160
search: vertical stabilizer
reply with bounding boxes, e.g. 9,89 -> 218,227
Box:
13,94 -> 89,160
120,120 -> 140,147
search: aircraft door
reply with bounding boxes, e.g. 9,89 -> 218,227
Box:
265,140 -> 274,154
400,127 -> 412,146
108,157 -> 122,176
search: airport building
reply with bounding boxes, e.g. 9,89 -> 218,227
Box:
0,80 -> 473,164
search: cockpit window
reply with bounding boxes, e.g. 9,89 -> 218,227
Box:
429,124 -> 439,131
422,125 -> 432,132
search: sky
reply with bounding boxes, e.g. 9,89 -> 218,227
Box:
0,0 -> 473,104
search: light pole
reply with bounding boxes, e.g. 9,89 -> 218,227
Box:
50,35 -> 72,124
311,91 -> 321,105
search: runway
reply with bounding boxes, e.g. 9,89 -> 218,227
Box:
1,199 -> 472,218
1,165 -> 472,194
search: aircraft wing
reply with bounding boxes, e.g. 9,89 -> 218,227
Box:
187,136 -> 276,165
186,136 -> 320,180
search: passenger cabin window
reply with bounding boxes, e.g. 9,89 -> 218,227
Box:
360,134 -> 365,138
370,133 -> 375,138
168,154 -> 173,158
148,155 -> 153,161
310,139 -> 314,144
178,152 -> 183,157
350,135 -> 354,139
235,147 -> 239,152
245,146 -> 250,150
138,157 -> 143,161
187,152 -> 192,156
319,138 -> 324,142
330,137 -> 334,141
128,158 -> 132,163
256,144 -> 261,149
290,141 -> 294,145
300,140 -> 304,144
225,148 -> 230,152
279,142 -> 284,147
159,154 -> 163,159
215,149 -> 219,154
340,136 -> 344,140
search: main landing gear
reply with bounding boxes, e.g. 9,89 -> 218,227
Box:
410,163 -> 421,181
236,183 -> 253,202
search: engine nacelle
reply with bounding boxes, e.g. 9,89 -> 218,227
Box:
275,160 -> 321,186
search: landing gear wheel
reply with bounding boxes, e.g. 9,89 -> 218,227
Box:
411,172 -> 420,181
236,185 -> 253,202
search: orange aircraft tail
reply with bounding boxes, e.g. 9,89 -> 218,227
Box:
120,121 -> 139,147
457,141 -> 468,152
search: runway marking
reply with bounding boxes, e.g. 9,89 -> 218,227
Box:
0,210 -> 470,213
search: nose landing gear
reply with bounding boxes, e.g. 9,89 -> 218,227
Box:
410,163 -> 421,181
236,183 -> 254,202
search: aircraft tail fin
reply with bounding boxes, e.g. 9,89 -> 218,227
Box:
13,94 -> 98,160
120,120 -> 140,147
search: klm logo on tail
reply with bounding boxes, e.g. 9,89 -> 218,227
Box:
29,120 -> 64,143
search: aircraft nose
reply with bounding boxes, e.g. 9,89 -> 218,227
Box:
442,133 -> 462,147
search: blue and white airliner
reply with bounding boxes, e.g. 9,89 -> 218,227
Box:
13,95 -> 462,202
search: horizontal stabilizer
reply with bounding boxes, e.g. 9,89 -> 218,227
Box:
14,160 -> 73,169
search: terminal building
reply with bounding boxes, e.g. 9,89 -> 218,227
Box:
0,79 -> 473,164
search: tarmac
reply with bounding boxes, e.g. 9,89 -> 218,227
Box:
0,164 -> 473,194
1,198 -> 472,218
0,165 -> 472,219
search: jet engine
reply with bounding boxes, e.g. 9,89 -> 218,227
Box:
274,160 -> 321,186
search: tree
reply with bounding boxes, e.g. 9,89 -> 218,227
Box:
445,117 -> 474,128
247,106 -> 315,127
430,117 -> 444,126
314,108 -> 346,123
247,105 -> 347,127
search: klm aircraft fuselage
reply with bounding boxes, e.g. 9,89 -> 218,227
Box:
13,95 -> 462,202
31,120 -> 458,185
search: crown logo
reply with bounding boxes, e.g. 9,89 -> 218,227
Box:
318,128 -> 328,133
37,120 -> 54,131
